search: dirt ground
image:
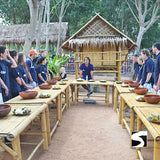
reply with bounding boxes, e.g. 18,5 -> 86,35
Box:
0,74 -> 154,160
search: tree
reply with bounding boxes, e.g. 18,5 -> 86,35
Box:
126,0 -> 160,52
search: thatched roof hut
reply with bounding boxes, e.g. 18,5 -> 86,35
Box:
62,13 -> 136,80
0,22 -> 69,45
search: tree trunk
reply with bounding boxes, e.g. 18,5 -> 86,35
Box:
36,3 -> 44,52
135,26 -> 145,54
56,1 -> 65,56
46,0 -> 50,53
23,1 -> 38,56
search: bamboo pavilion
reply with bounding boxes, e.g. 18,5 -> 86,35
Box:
62,13 -> 137,80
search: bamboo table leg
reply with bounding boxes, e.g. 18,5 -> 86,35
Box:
68,86 -> 70,108
45,107 -> 51,145
41,110 -> 48,150
112,86 -> 114,104
136,116 -> 142,159
130,108 -> 135,148
113,87 -> 118,111
154,140 -> 160,160
122,98 -> 125,129
57,94 -> 62,125
118,95 -> 122,124
107,85 -> 110,106
75,84 -> 78,105
65,86 -> 70,109
12,135 -> 22,160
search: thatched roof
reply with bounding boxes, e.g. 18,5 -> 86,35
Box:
62,13 -> 136,52
0,22 -> 69,45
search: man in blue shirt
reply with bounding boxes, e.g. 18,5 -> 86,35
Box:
79,57 -> 94,96
141,49 -> 154,90
26,50 -> 38,88
152,42 -> 160,92
132,54 -> 140,80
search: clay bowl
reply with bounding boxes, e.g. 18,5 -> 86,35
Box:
0,104 -> 11,117
47,80 -> 57,85
52,77 -> 61,81
123,80 -> 133,84
19,91 -> 38,99
128,82 -> 140,88
39,84 -> 52,89
134,88 -> 148,95
144,95 -> 160,104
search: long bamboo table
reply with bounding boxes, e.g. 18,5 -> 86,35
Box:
71,80 -> 114,106
113,83 -> 131,111
134,107 -> 160,160
0,103 -> 48,160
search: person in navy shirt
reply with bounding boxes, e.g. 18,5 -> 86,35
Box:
17,53 -> 33,91
36,57 -> 47,85
9,50 -> 22,98
0,46 -> 17,101
141,49 -> 154,88
79,57 -> 94,96
136,57 -> 143,83
0,78 -> 8,104
132,54 -> 140,80
152,42 -> 160,91
60,67 -> 67,79
26,50 -> 38,88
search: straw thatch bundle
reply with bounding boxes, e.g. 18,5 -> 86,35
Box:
0,22 -> 69,45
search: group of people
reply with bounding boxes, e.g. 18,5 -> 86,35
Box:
133,42 -> 160,93
0,46 -> 67,104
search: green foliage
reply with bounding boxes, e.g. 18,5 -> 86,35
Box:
46,54 -> 71,77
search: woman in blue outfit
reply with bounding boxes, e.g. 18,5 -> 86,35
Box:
9,51 -> 22,98
36,57 -> 47,85
136,57 -> 143,83
79,57 -> 94,96
0,46 -> 17,102
60,67 -> 67,79
17,53 -> 33,91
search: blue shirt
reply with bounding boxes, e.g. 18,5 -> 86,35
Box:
26,57 -> 38,83
36,64 -> 47,85
60,73 -> 67,79
17,65 -> 28,91
154,52 -> 160,85
9,67 -> 21,98
79,63 -> 94,80
141,57 -> 154,85
36,55 -> 48,69
0,59 -> 12,102
137,65 -> 143,83
134,62 -> 140,76
0,84 -> 1,93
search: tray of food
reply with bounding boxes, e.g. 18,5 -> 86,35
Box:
148,111 -> 160,124
136,96 -> 145,102
88,79 -> 95,82
39,93 -> 51,98
115,81 -> 122,84
63,78 -> 68,81
13,107 -> 31,116
52,86 -> 61,90
121,83 -> 129,87
59,80 -> 66,85
99,80 -> 107,83
76,78 -> 83,82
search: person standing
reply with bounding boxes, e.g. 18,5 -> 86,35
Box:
79,57 -> 94,96
0,46 -> 17,101
136,57 -> 143,83
26,50 -> 38,88
141,49 -> 154,90
152,42 -> 160,92
132,54 -> 140,81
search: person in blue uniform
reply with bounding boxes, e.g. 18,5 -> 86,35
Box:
141,49 -> 154,90
79,57 -> 94,96
60,67 -> 67,79
0,78 -> 8,104
152,42 -> 160,92
36,57 -> 47,85
26,50 -> 38,88
136,57 -> 143,83
0,46 -> 17,101
9,51 -> 22,98
17,53 -> 33,91
132,54 -> 140,80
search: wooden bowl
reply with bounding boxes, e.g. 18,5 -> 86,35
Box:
134,88 -> 148,95
39,84 -> 52,89
128,82 -> 140,88
52,77 -> 61,81
47,80 -> 57,85
123,80 -> 133,84
19,91 -> 38,99
0,104 -> 11,117
144,95 -> 160,104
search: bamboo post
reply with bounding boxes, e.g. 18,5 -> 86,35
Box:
130,108 -> 135,148
67,86 -> 70,108
45,107 -> 51,144
75,84 -> 78,105
107,85 -> 110,106
118,95 -> 122,124
136,116 -> 142,159
122,98 -> 125,129
154,140 -> 160,160
12,135 -> 22,160
112,85 -> 114,104
113,87 -> 118,111
40,110 -> 48,151
56,93 -> 62,125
